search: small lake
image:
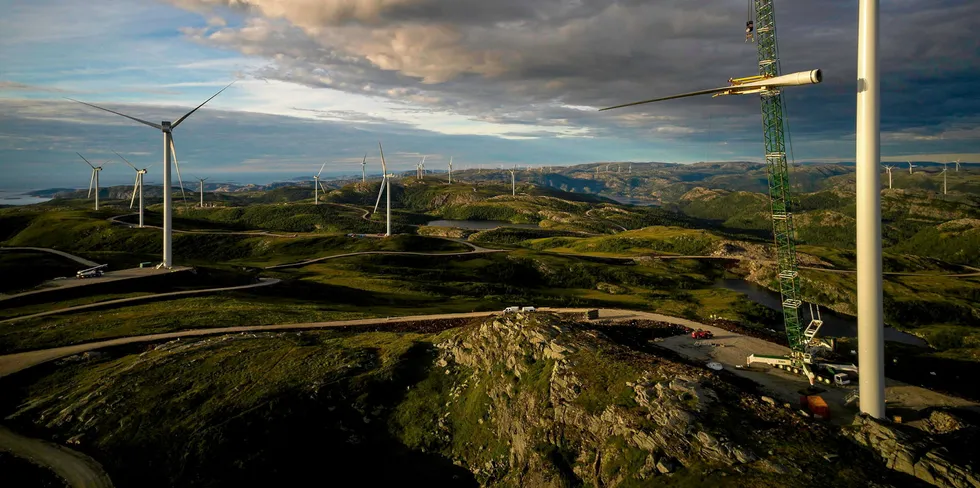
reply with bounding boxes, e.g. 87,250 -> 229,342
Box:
606,195 -> 660,206
426,220 -> 541,230
715,278 -> 928,346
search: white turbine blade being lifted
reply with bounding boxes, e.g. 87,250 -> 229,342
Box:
77,152 -> 97,169
171,81 -> 236,129
170,138 -> 188,204
599,69 -> 823,111
113,150 -> 139,171
65,98 -> 163,129
373,175 -> 387,213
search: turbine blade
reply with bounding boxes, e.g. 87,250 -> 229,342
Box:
317,162 -> 327,177
88,170 -> 95,198
131,173 -> 140,208
599,86 -> 733,111
66,98 -> 163,129
378,142 -> 387,173
77,152 -> 96,169
171,81 -> 236,129
373,176 -> 387,213
113,150 -> 139,171
362,153 -> 367,164
170,137 -> 188,204
318,181 -> 328,197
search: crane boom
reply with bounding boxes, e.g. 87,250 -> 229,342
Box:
753,0 -> 809,361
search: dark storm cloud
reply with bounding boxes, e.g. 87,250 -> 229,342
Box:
168,0 -> 980,158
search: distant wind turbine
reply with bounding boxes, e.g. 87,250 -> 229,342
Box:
373,142 -> 394,237
908,161 -> 915,175
509,166 -> 517,196
448,156 -> 454,184
314,162 -> 327,205
194,176 -> 209,207
954,159 -> 961,172
883,165 -> 893,190
68,81 -> 234,269
113,150 -> 149,227
76,153 -> 107,211
361,153 -> 367,182
940,163 -> 948,195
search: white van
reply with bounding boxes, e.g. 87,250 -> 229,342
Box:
521,306 -> 537,312
502,306 -> 520,313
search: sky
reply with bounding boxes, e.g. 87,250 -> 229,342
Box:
1,0 -> 979,189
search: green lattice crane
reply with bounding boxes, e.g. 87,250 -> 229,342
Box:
600,0 -> 824,380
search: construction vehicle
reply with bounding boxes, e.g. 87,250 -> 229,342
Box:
76,264 -> 107,279
691,329 -> 714,340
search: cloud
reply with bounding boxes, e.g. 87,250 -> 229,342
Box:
162,0 -> 980,159
0,81 -> 69,93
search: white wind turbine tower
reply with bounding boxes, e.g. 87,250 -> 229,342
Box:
509,166 -> 517,196
883,165 -> 893,189
361,153 -> 367,182
194,176 -> 209,207
68,82 -> 234,269
954,159 -> 961,172
908,161 -> 915,175
77,153 -> 107,210
940,163 -> 948,195
113,151 -> 149,227
448,156 -> 454,184
373,142 -> 394,237
313,162 -> 327,205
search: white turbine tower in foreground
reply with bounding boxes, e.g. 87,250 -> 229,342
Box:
77,153 -> 106,211
883,165 -> 893,189
373,142 -> 394,237
314,163 -> 327,205
856,0 -> 886,419
113,151 -> 149,227
68,82 -> 234,269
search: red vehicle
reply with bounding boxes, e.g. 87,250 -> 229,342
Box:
691,329 -> 714,340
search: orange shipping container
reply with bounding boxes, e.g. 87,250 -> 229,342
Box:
807,395 -> 830,419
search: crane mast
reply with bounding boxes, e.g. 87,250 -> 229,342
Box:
753,0 -> 815,365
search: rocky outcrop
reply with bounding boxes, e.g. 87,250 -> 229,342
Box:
431,313 -> 888,487
848,415 -> 979,488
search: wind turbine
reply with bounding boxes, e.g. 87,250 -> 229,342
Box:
68,82 -> 234,269
908,161 -> 915,175
113,150 -> 149,227
954,159 -> 961,172
77,153 -> 107,211
314,162 -> 327,205
373,142 -> 394,237
883,165 -> 893,189
940,163 -> 948,195
509,166 -> 517,196
361,153 -> 367,182
194,176 -> 209,207
448,156 -> 454,184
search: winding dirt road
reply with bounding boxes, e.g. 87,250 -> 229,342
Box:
0,278 -> 281,324
0,247 -> 99,267
0,425 -> 114,488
